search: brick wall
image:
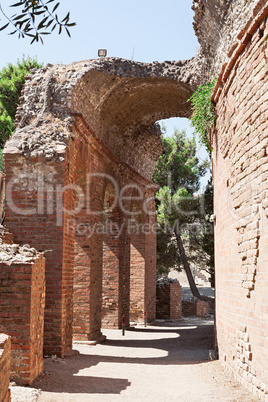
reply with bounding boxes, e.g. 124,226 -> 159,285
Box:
145,199 -> 157,323
170,282 -> 182,319
72,117 -> 157,333
129,218 -> 146,323
182,299 -> 209,317
156,281 -> 182,320
73,127 -> 105,340
196,300 -> 209,317
129,193 -> 157,323
0,254 -> 45,385
0,226 -> 14,245
212,3 -> 268,399
102,193 -> 121,328
0,334 -> 11,402
4,136 -> 77,357
156,284 -> 170,319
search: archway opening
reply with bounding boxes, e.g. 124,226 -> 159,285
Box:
154,116 -> 214,318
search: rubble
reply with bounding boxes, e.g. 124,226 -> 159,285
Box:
0,240 -> 40,265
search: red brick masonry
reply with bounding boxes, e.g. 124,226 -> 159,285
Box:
156,281 -> 182,320
0,255 -> 45,385
0,334 -> 11,402
212,1 -> 268,398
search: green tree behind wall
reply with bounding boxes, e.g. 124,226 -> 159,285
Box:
0,56 -> 43,170
153,127 -> 214,294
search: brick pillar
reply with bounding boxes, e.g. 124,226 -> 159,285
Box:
73,142 -> 104,341
0,334 -> 11,402
129,188 -> 157,323
156,281 -> 182,320
4,151 -> 75,357
0,250 -> 45,385
170,281 -> 182,319
129,225 -> 146,323
145,200 -> 157,322
102,183 -> 122,328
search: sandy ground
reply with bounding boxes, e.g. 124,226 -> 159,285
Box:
11,318 -> 258,402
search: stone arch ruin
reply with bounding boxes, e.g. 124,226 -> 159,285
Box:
0,0 -> 268,399
3,59 -> 195,359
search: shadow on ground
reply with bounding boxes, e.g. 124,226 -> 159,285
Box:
31,318 -> 214,395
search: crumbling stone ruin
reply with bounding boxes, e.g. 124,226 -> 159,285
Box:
0,0 -> 267,399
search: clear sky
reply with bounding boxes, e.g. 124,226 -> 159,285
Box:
0,0 -> 210,186
0,0 -> 199,67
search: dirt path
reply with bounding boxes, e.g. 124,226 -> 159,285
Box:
11,318 -> 257,401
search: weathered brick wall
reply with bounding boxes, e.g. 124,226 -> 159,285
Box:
196,300 -> 209,318
212,3 -> 268,399
129,191 -> 157,324
0,334 -> 11,402
156,284 -> 170,319
73,121 -> 105,340
0,253 -> 45,385
170,282 -> 182,319
145,198 -> 157,323
129,202 -> 146,323
102,187 -> 121,328
4,146 -> 76,357
182,299 -> 209,317
0,226 -> 14,245
156,281 -> 182,320
72,116 -> 158,335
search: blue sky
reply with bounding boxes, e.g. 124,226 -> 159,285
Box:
0,0 -> 210,186
0,0 -> 198,67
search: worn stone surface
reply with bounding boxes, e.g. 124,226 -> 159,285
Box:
4,57 -> 202,181
193,0 -> 260,78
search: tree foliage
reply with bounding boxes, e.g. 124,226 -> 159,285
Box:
153,127 -> 214,292
0,0 -> 75,43
0,56 -> 43,169
190,176 -> 215,286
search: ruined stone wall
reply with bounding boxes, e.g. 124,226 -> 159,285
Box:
193,0 -> 260,79
0,334 -> 11,402
211,1 -> 268,398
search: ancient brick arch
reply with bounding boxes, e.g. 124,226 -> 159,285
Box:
1,0 -> 268,396
3,58 -> 195,357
